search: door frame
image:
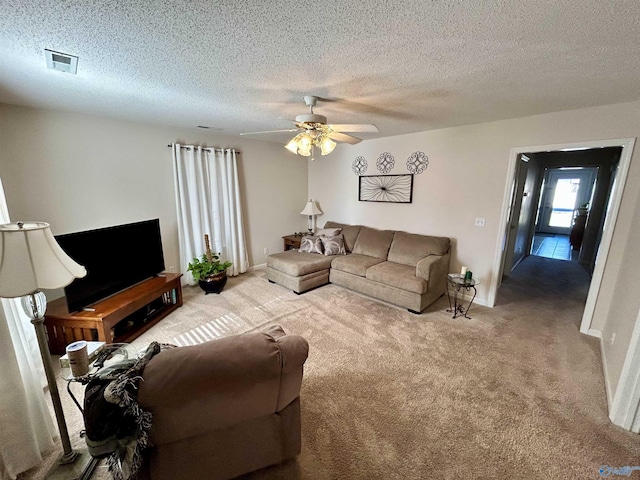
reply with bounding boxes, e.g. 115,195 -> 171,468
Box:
489,137 -> 635,338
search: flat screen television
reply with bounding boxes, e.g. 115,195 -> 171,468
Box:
55,219 -> 165,313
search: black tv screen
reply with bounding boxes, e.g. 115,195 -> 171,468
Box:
56,219 -> 165,312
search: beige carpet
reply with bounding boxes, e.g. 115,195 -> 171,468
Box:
19,256 -> 640,479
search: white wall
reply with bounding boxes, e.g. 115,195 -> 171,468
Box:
310,99 -> 640,399
0,103 -> 308,278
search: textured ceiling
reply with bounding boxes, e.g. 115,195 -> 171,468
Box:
1,0 -> 639,143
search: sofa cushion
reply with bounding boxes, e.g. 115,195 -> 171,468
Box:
267,251 -> 333,276
299,235 -> 324,254
388,232 -> 451,266
320,235 -> 346,256
365,261 -> 428,294
352,226 -> 395,259
330,253 -> 385,277
323,221 -> 361,252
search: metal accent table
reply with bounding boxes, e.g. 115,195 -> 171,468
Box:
61,343 -> 140,414
59,343 -> 141,479
446,274 -> 480,319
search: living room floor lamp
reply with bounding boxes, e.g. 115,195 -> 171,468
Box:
0,222 -> 97,480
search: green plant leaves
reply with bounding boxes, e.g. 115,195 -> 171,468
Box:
187,254 -> 232,280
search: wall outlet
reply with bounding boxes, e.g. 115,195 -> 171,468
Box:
167,265 -> 175,273
474,217 -> 486,227
264,247 -> 269,254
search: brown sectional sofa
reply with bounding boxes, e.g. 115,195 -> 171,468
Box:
267,221 -> 451,313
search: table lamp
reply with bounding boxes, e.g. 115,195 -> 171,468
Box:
300,199 -> 323,234
0,221 -> 97,480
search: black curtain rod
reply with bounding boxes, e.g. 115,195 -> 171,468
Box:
167,144 -> 240,154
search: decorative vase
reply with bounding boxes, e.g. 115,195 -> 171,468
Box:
198,271 -> 228,294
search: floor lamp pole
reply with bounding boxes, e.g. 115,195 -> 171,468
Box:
31,314 -> 76,462
27,293 -> 97,480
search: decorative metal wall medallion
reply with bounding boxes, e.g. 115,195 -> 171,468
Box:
359,174 -> 413,203
352,156 -> 368,175
407,151 -> 429,174
376,152 -> 395,173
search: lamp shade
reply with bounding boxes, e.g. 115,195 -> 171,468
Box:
0,222 -> 86,298
300,200 -> 323,216
319,136 -> 336,155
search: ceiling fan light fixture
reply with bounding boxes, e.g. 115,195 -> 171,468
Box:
285,132 -> 317,156
320,136 -> 336,155
249,96 -> 374,158
298,132 -> 312,149
285,137 -> 299,153
299,145 -> 312,157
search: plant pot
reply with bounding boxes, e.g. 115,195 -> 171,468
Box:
198,271 -> 228,294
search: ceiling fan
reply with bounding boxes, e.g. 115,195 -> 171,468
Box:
240,96 -> 379,158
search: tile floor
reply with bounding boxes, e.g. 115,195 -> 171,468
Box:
531,234 -> 579,261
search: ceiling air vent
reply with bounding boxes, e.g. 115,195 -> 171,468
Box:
45,49 -> 78,74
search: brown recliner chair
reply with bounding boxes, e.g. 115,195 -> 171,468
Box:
137,325 -> 309,480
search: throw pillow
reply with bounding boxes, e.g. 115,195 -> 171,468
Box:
321,235 -> 347,256
299,235 -> 324,254
315,227 -> 343,237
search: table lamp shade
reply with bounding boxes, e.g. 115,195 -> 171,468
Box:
0,222 -> 86,298
300,200 -> 323,216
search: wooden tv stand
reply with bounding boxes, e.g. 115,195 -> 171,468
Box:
44,273 -> 183,355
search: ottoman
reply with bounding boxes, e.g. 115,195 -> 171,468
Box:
266,250 -> 333,293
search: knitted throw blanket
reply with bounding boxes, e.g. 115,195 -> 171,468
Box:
84,342 -> 176,480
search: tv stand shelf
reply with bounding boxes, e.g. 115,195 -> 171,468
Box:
44,273 -> 183,355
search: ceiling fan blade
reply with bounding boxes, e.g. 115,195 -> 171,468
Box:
328,124 -> 379,133
328,132 -> 362,145
240,128 -> 299,135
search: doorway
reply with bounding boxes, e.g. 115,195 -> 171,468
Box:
491,138 -> 638,433
490,138 -> 633,337
537,168 -> 596,235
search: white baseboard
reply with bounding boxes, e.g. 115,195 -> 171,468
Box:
454,292 -> 490,307
609,308 -> 640,432
586,328 -> 612,409
472,297 -> 491,307
248,263 -> 266,272
587,328 -> 602,339
598,334 -> 613,411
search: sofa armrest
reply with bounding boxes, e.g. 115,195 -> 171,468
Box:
262,324 -> 310,410
138,326 -> 308,446
276,333 -> 309,410
416,253 -> 450,291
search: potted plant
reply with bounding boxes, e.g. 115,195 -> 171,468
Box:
187,234 -> 232,294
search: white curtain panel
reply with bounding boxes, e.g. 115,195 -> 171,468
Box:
0,178 -> 56,480
172,144 -> 249,285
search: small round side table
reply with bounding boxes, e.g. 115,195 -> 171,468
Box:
446,273 -> 480,319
